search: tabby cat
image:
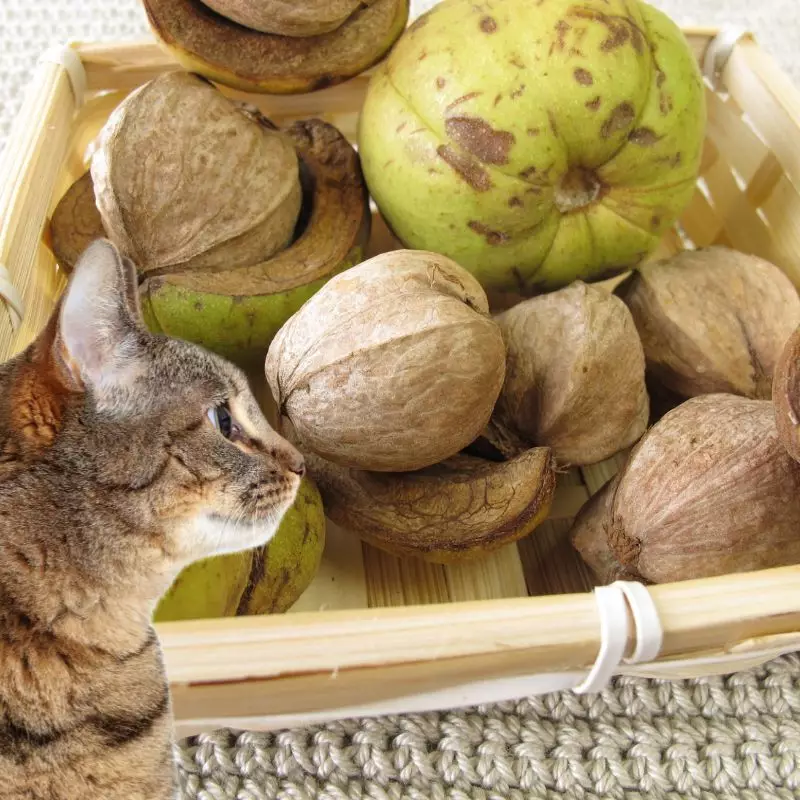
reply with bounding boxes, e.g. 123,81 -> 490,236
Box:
1,239 -> 305,799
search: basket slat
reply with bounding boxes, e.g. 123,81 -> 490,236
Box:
680,186 -> 722,247
445,544 -> 529,601
0,59 -> 77,355
705,87 -> 768,185
157,565 -> 800,690
725,42 -> 800,193
286,521 -> 369,613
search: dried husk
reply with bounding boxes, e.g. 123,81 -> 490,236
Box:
50,118 -> 370,367
303,447 -> 555,563
199,0 -> 378,36
143,0 -> 409,94
617,247 -> 800,400
773,326 -> 800,463
569,474 -> 638,584
488,281 -> 649,466
91,71 -> 302,274
49,172 -> 105,269
266,250 -> 506,472
572,394 -> 800,584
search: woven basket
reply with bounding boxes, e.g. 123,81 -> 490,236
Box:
1,26 -> 799,739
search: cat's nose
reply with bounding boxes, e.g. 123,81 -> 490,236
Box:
277,444 -> 305,477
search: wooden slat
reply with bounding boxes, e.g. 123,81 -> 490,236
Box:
705,87 -> 769,185
745,151 -> 784,208
680,186 -> 722,247
756,174 -> 800,287
549,472 -> 591,518
701,155 -> 786,266
518,518 -> 596,596
363,545 -> 451,607
158,565 -> 800,687
724,40 -> 800,193
444,544 -> 529,601
647,226 -> 684,262
288,520 -> 369,613
0,56 -> 77,358
518,469 -> 592,596
363,541 -> 531,606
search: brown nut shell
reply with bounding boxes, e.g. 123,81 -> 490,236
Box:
265,250 -> 506,472
489,281 -> 649,466
91,71 -> 301,274
579,394 -> 800,584
569,474 -> 638,585
49,171 -> 106,270
304,447 -> 555,563
773,326 -> 800,463
199,0 -> 378,36
617,247 -> 800,400
143,0 -> 409,94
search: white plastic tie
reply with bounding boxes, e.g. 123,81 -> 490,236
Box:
615,580 -> 663,664
573,584 -> 630,694
38,44 -> 86,107
702,26 -> 750,92
0,263 -> 25,332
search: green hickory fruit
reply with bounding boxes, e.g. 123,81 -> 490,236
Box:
358,0 -> 706,305
154,477 -> 326,622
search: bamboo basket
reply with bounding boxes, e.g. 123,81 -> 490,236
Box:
1,24 -> 800,739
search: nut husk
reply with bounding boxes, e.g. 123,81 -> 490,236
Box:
617,246 -> 800,400
571,394 -> 800,583
50,171 -> 105,270
51,117 -> 370,366
304,447 -> 555,563
154,476 -> 325,620
91,71 -> 302,275
359,0 -> 706,300
234,477 -> 326,614
199,0 -> 379,36
488,281 -> 648,466
266,250 -> 506,472
773,326 -> 800,463
140,118 -> 370,365
569,474 -> 638,584
143,0 -> 409,94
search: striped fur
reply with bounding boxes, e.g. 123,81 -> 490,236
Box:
0,240 -> 304,799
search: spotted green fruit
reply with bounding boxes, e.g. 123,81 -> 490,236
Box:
153,478 -> 325,622
153,549 -> 252,622
359,0 -> 706,305
236,478 -> 326,614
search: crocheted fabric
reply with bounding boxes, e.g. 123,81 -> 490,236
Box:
1,2 -> 800,799
176,654 -> 800,800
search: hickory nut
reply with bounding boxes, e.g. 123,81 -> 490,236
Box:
265,250 -> 506,472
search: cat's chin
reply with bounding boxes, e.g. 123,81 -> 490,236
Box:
177,511 -> 285,563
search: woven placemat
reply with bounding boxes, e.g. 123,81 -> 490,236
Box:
176,654 -> 800,800
1,2 -> 800,798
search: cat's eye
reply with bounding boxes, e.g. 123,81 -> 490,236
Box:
207,402 -> 237,440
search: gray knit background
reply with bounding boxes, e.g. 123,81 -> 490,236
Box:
1,1 -> 799,798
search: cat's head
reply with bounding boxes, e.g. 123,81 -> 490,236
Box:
4,239 -> 304,599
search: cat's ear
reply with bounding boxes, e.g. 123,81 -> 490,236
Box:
56,238 -> 147,403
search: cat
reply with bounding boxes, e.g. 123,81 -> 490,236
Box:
0,239 -> 305,800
